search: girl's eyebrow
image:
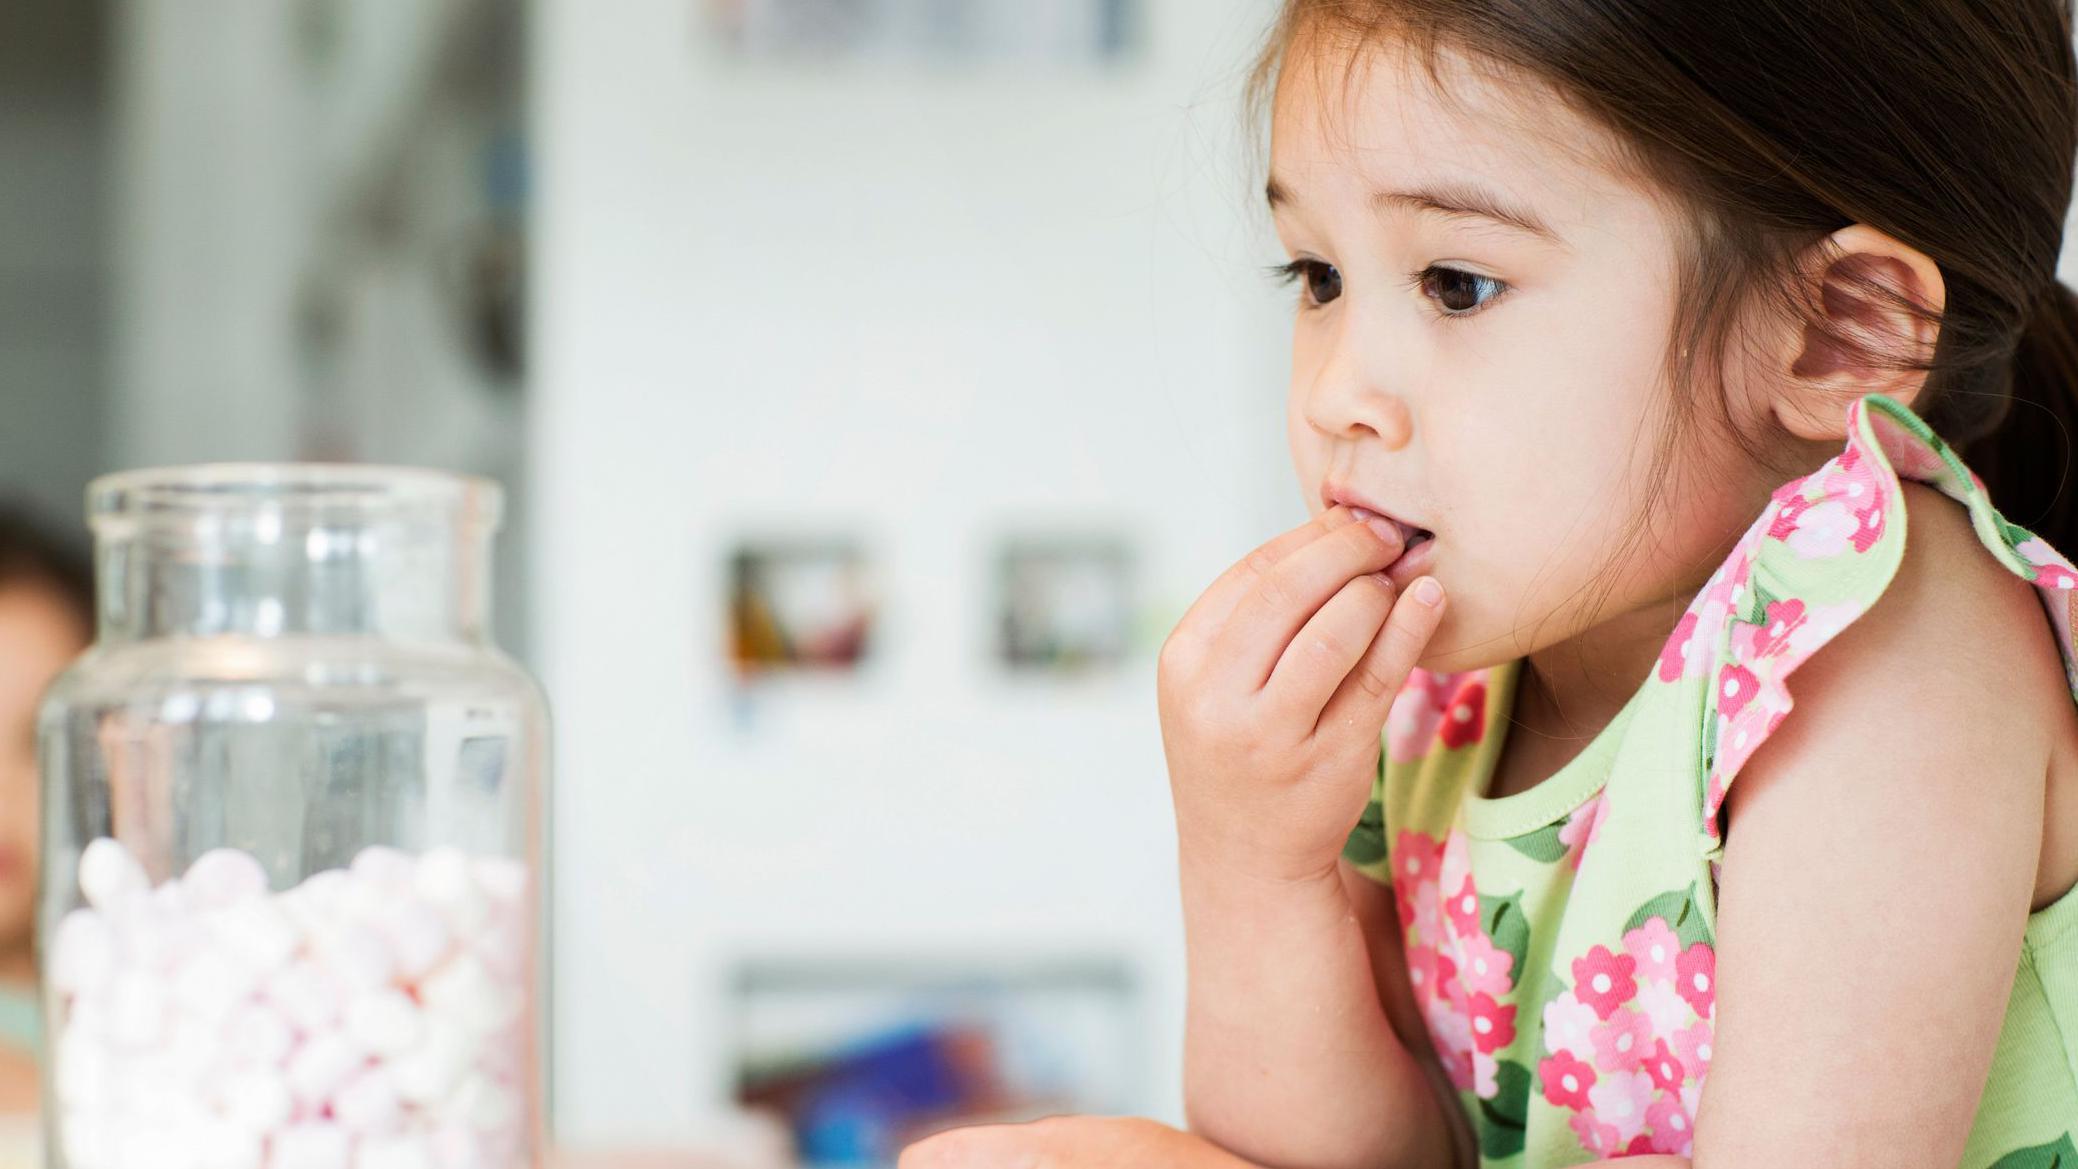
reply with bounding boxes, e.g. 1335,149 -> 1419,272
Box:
1266,174 -> 1563,245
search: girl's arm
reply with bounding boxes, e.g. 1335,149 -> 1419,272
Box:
1685,482 -> 2058,1166
1179,847 -> 1464,1169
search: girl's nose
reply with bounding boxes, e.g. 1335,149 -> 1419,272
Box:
1302,318 -> 1414,450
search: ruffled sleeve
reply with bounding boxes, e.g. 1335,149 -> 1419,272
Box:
1683,392 -> 2078,852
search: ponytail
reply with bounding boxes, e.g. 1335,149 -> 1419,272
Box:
1961,279 -> 2078,553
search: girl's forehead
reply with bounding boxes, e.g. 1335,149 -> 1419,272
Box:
1269,37 -> 1646,233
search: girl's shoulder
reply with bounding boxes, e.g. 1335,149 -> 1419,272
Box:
1691,392 -> 2077,847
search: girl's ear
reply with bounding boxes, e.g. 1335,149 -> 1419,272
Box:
1769,223 -> 1946,442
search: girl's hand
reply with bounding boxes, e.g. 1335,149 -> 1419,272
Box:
897,1115 -> 1263,1169
1158,505 -> 1445,886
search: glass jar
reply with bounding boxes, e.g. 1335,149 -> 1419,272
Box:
35,465 -> 549,1169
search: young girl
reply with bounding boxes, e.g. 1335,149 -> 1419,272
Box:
900,1 -> 2078,1167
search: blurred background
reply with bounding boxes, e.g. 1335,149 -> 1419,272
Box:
1,0 -> 1302,1163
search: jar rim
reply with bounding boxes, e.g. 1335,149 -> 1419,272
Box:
87,463 -> 503,528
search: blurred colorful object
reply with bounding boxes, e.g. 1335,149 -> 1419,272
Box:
729,958 -> 1140,1168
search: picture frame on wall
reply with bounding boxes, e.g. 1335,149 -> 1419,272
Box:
993,533 -> 1134,675
727,537 -> 878,682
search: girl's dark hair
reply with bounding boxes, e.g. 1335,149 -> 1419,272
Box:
1247,1 -> 2078,559
0,500 -> 94,636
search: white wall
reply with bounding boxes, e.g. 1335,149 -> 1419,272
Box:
528,0 -> 1293,1146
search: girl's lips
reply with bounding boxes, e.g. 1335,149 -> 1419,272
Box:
1382,527 -> 1438,591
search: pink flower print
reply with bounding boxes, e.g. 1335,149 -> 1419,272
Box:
1589,1008 -> 1652,1074
1622,917 -> 1680,984
1572,945 -> 1639,1020
1825,445 -> 1889,553
1543,990 -> 1598,1062
1557,793 -> 1610,871
1438,677 -> 1488,749
1569,1111 -> 1622,1158
1405,943 -> 1439,1008
1642,1038 -> 1684,1093
1766,484 -> 1814,541
1657,611 -> 1701,682
1443,873 -> 1482,937
1716,661 -> 1759,716
1673,1020 -> 1714,1081
2037,562 -> 2078,591
1456,930 -> 1514,998
1646,1092 -> 1697,1157
1393,830 -> 1443,890
1588,1069 -> 1655,1144
1473,1048 -> 1500,1098
1740,598 -> 1806,660
1709,698 -> 1787,812
1778,600 -> 1859,661
1468,991 -> 1517,1055
1781,498 -> 1858,559
1386,670 -> 1449,763
1675,943 -> 1717,1017
1438,828 -> 1473,900
1633,980 -> 1691,1037
1407,881 -> 1445,946
1539,1050 -> 1597,1110
1433,950 -> 1463,1013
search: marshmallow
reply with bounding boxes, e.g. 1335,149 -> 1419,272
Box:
312,918 -> 399,991
419,954 -> 520,1037
469,857 -> 527,906
284,1028 -> 366,1108
105,971 -> 167,1049
388,1019 -> 475,1107
344,989 -> 425,1059
445,1073 -> 520,1133
264,957 -> 348,1033
333,1066 -> 403,1135
214,1069 -> 294,1134
49,906 -> 116,998
220,1001 -> 296,1069
273,1123 -> 353,1169
356,1135 -> 436,1169
379,901 -> 454,983
413,848 -> 490,938
351,845 -> 418,891
203,898 -> 299,974
183,848 -> 270,909
78,837 -> 149,911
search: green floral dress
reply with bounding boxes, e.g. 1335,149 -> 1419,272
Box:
1341,393 -> 2078,1167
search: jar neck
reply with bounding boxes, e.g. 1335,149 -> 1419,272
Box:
89,467 -> 500,646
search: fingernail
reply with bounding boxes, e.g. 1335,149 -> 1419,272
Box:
1365,517 -> 1401,545
1349,506 -> 1377,522
1413,577 -> 1443,605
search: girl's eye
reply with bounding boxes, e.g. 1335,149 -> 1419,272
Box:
1266,259 -> 1342,308
1414,265 -> 1509,319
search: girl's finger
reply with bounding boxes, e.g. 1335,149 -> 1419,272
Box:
1262,571 -> 1397,730
1210,514 -> 1406,687
1168,508 -> 1365,663
1313,575 -> 1446,741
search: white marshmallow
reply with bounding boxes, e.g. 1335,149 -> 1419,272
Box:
272,1123 -> 353,1169
214,1069 -> 293,1134
191,1121 -> 265,1169
356,1135 -> 435,1169
105,971 -> 167,1048
171,945 -> 261,1024
428,1125 -> 488,1169
344,989 -> 424,1059
350,845 -> 417,891
55,1029 -> 115,1110
412,848 -> 489,938
333,1065 -> 403,1134
203,899 -> 299,974
388,1018 -> 475,1107
418,954 -> 520,1037
313,918 -> 399,991
78,837 -> 149,911
378,901 -> 454,983
445,1072 -> 520,1133
221,1001 -> 296,1068
285,1028 -> 367,1108
182,848 -> 270,909
62,1108 -> 118,1169
116,1124 -> 200,1169
468,857 -> 527,906
265,958 -> 348,1032
50,907 -> 116,998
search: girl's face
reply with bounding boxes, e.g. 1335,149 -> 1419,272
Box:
1272,36 -> 1782,677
